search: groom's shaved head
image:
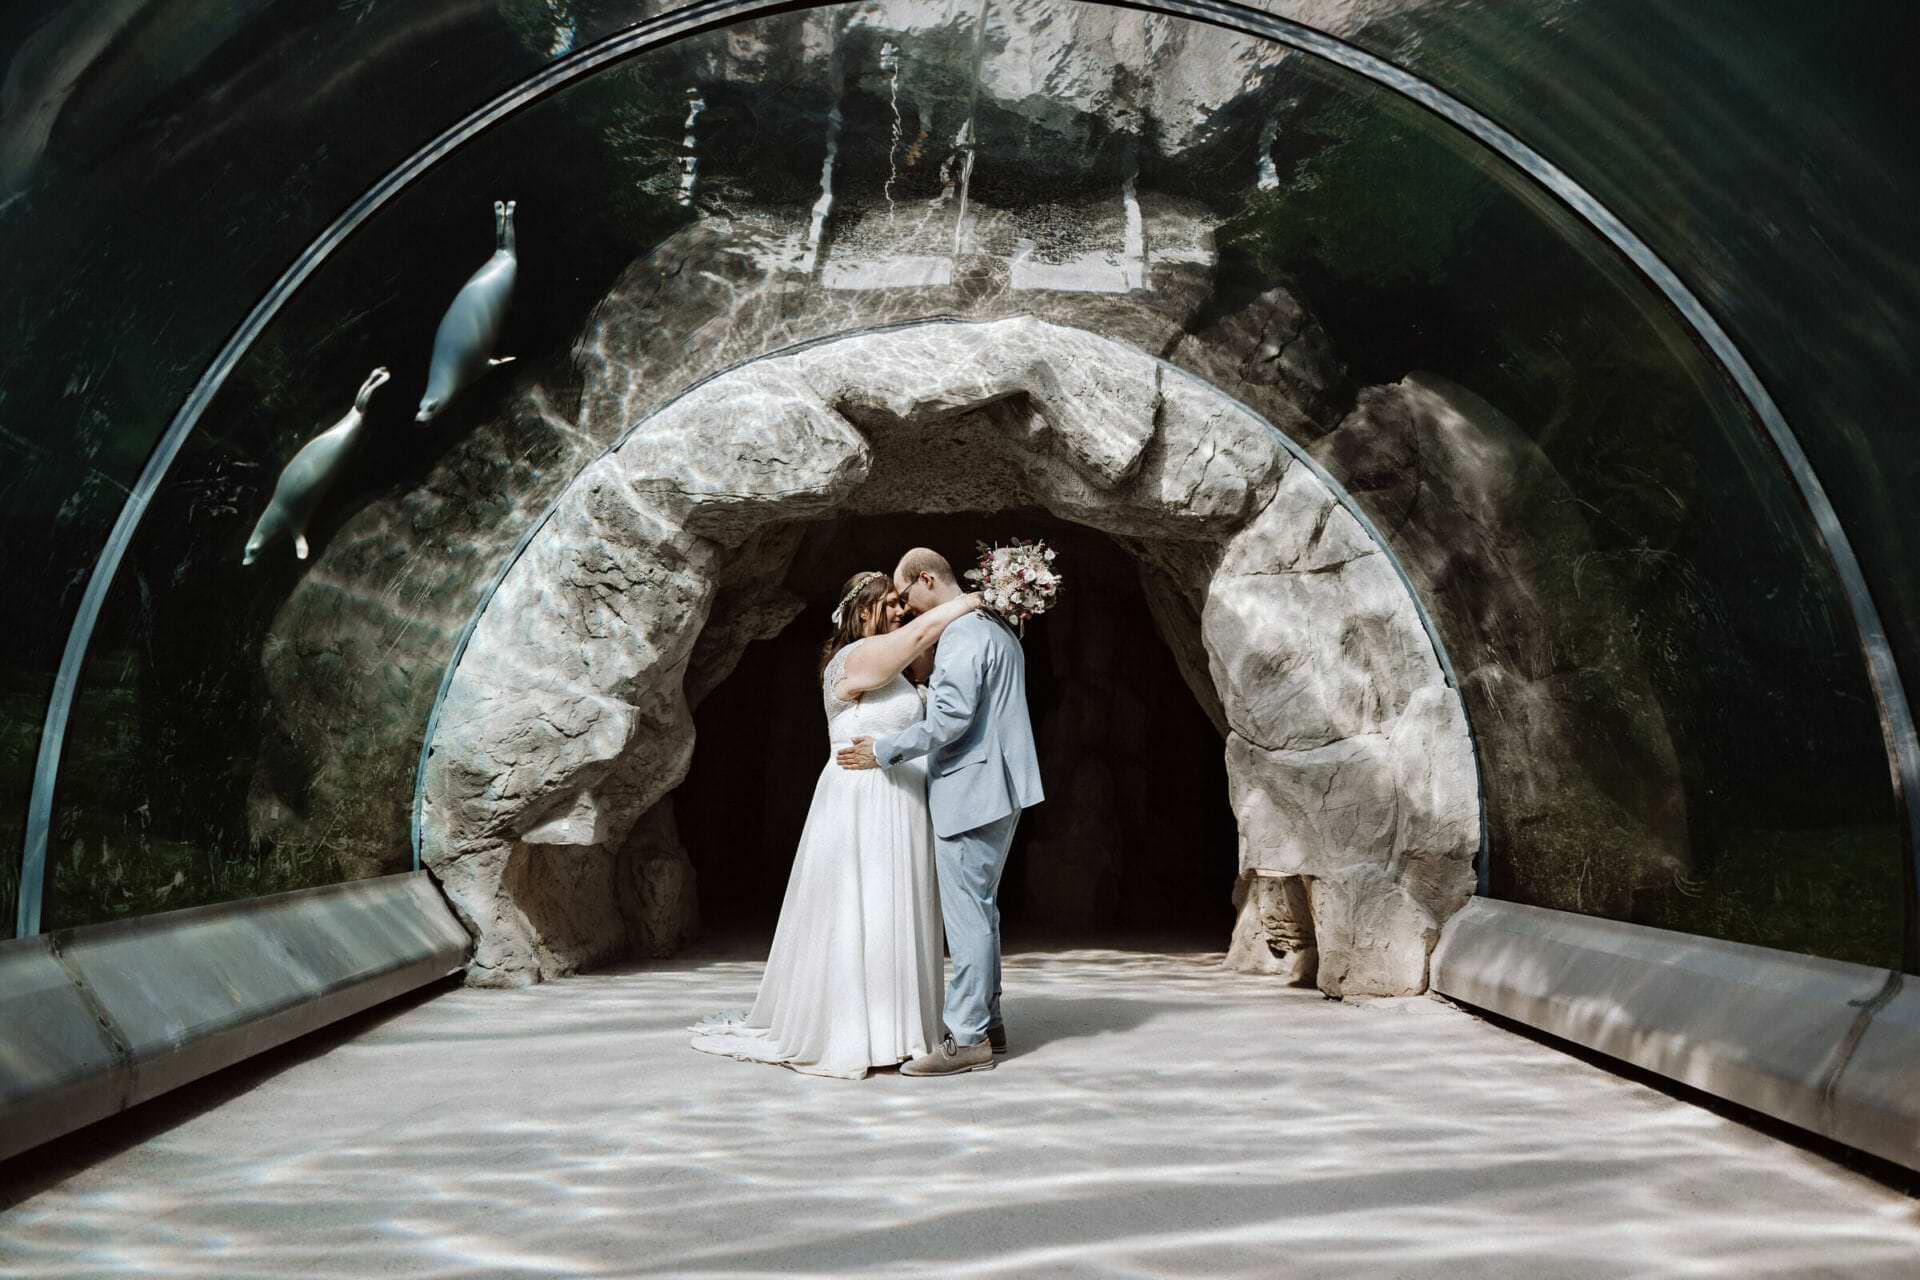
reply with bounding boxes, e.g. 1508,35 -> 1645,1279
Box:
894,547 -> 956,589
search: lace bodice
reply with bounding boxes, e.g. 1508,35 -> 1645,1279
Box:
823,639 -> 925,746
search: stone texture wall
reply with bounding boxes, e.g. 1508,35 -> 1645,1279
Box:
246,207 -> 1689,995
421,317 -> 1482,994
1312,376 -> 1691,917
214,0 -> 1697,997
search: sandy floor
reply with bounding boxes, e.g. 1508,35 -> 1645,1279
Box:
3,944 -> 1917,1278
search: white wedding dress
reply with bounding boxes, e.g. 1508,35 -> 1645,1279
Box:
689,638 -> 945,1078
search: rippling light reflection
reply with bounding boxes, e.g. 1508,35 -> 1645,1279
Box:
2,945 -> 1916,1277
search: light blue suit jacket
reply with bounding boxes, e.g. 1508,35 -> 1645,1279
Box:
875,610 -> 1044,839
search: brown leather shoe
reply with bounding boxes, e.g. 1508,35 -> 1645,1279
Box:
901,1033 -> 995,1076
987,1022 -> 1007,1055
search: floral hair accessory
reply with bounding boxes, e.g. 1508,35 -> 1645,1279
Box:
964,539 -> 1062,634
829,571 -> 887,627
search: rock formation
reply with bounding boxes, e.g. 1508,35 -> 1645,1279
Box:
421,317 -> 1482,994
1311,376 -> 1689,917
247,200 -> 1688,1001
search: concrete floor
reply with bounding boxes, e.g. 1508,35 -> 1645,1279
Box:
2,943 -> 1917,1278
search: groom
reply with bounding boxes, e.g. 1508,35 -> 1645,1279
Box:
836,546 -> 1044,1075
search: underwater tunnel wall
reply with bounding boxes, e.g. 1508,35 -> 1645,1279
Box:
1,0 -> 1916,1164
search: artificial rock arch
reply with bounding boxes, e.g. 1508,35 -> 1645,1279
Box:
420,318 -> 1480,994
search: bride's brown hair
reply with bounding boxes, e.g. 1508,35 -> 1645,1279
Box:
819,571 -> 892,678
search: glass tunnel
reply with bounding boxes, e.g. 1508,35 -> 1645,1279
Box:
1,0 -> 1916,1166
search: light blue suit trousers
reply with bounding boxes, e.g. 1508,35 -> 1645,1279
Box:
935,809 -> 1020,1045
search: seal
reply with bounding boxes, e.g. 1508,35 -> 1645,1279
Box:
415,199 -> 517,422
243,366 -> 391,564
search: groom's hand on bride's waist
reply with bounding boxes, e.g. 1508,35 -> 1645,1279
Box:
837,737 -> 879,770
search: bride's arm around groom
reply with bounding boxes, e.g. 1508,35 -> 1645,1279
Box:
844,618 -> 989,773
832,590 -> 982,702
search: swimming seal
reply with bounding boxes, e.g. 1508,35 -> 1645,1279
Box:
415,199 -> 517,422
243,366 -> 391,564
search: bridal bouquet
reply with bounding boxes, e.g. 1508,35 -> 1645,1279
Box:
965,538 -> 1063,631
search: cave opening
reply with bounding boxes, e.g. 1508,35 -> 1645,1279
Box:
423,317 -> 1480,994
676,510 -> 1238,950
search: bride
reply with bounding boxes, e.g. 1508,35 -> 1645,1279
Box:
690,570 -> 984,1077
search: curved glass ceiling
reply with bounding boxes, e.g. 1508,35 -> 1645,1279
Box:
0,0 -> 1911,969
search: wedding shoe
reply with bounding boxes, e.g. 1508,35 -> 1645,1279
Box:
901,1032 -> 995,1076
